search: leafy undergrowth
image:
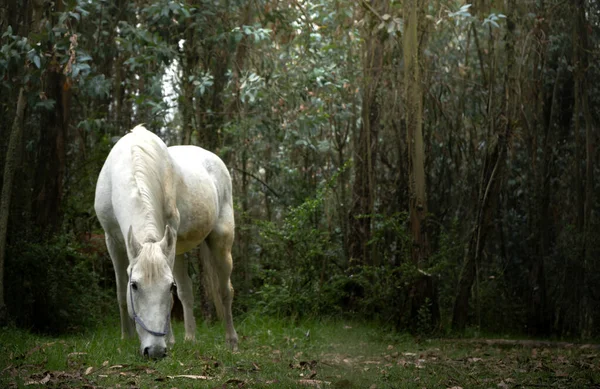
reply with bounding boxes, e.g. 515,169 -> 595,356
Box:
1,316 -> 600,388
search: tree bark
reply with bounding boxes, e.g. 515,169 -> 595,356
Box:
573,0 -> 595,338
404,0 -> 428,266
30,0 -> 69,233
452,22 -> 509,330
181,18 -> 197,146
0,88 -> 27,322
33,70 -> 68,232
348,0 -> 387,266
452,131 -> 508,331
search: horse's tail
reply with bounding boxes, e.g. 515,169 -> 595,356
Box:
198,241 -> 225,320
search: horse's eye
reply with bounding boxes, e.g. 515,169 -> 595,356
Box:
170,282 -> 176,293
131,282 -> 138,291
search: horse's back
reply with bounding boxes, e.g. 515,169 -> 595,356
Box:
168,146 -> 234,254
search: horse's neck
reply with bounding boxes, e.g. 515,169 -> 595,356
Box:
129,139 -> 175,243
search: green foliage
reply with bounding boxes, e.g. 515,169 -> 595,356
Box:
4,235 -> 111,334
2,0 -> 600,341
250,174 -> 344,319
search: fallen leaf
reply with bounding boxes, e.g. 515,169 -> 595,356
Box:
226,378 -> 246,386
39,374 -> 51,384
102,360 -> 109,367
167,375 -> 211,380
68,352 -> 87,357
298,379 -> 331,387
468,357 -> 483,363
447,386 -> 463,389
85,366 -> 93,375
387,345 -> 394,350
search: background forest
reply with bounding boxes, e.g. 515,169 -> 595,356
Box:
0,0 -> 599,340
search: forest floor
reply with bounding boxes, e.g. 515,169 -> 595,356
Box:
1,315 -> 600,389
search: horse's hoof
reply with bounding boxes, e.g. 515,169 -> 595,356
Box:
227,338 -> 239,352
184,335 -> 196,342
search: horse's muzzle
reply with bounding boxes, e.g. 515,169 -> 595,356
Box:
143,345 -> 167,359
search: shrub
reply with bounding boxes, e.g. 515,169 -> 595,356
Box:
5,235 -> 112,334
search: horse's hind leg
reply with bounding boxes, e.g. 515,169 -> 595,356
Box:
106,234 -> 135,339
206,225 -> 239,351
173,254 -> 196,341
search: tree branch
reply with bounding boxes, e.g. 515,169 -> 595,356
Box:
231,167 -> 281,198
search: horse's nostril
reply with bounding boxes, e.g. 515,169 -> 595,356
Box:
143,345 -> 167,359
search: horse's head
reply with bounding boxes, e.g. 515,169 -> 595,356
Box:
126,225 -> 176,359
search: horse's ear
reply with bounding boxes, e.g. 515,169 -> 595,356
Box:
160,225 -> 176,264
127,225 -> 142,259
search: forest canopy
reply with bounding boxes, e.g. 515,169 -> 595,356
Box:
0,0 -> 599,338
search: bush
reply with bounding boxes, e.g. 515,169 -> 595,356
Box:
5,235 -> 112,334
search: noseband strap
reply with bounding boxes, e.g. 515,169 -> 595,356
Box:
129,267 -> 170,337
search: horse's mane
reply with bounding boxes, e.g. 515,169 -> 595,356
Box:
130,125 -> 170,242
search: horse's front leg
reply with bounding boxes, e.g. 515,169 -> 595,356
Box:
173,254 -> 196,341
106,234 -> 135,339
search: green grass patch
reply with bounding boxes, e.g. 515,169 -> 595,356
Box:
1,315 -> 600,388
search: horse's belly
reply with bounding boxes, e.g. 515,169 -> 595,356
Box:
176,228 -> 210,255
175,201 -> 216,255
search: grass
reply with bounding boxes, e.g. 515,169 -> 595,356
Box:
1,314 -> 600,388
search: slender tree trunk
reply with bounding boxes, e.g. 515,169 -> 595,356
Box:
0,88 -> 27,323
33,70 -> 68,232
403,0 -> 439,329
182,20 -> 197,145
224,2 -> 253,294
452,24 -> 508,331
404,0 -> 428,266
573,0 -> 594,338
452,131 -> 508,330
348,0 -> 387,266
29,0 -> 70,233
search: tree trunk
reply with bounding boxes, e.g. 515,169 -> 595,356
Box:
29,0 -> 70,234
0,88 -> 27,323
403,0 -> 439,330
573,0 -> 595,338
452,23 -> 508,330
404,0 -> 428,266
348,0 -> 387,266
33,70 -> 68,232
182,19 -> 197,145
452,131 -> 508,331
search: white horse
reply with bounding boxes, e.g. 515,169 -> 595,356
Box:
94,125 -> 238,358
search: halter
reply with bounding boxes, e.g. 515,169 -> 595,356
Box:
129,266 -> 171,337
